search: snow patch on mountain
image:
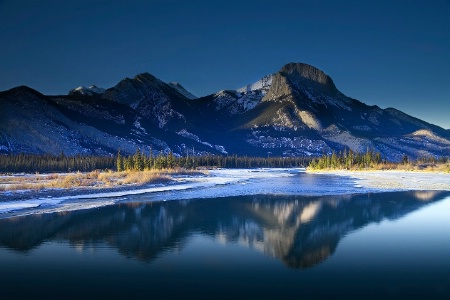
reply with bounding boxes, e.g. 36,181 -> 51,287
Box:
325,131 -> 373,153
247,131 -> 329,155
215,145 -> 227,154
177,129 -> 201,143
177,129 -> 227,154
410,129 -> 450,144
235,74 -> 273,111
210,75 -> 274,116
132,118 -> 148,136
69,85 -> 106,96
213,91 -> 237,111
237,74 -> 273,94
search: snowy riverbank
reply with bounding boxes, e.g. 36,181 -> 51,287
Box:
0,169 -> 299,217
1,168 -> 449,218
311,170 -> 450,191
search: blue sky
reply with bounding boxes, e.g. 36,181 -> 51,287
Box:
1,0 -> 449,129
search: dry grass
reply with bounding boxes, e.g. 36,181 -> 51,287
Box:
309,162 -> 450,173
0,168 -> 206,192
122,171 -> 172,185
369,162 -> 450,173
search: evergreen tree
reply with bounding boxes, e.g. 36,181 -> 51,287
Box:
116,149 -> 123,172
133,148 -> 144,171
402,154 -> 409,165
167,150 -> 175,169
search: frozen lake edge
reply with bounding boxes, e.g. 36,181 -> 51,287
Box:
312,169 -> 450,191
1,168 -> 449,218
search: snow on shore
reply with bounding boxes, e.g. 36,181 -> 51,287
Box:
1,168 -> 449,218
318,170 -> 450,191
0,169 -> 298,216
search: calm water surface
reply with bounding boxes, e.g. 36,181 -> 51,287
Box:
1,190 -> 450,299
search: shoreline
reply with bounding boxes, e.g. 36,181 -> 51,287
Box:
307,169 -> 450,191
2,168 -> 450,202
0,169 -> 206,202
0,179 -> 181,202
1,168 -> 450,218
0,168 -> 301,217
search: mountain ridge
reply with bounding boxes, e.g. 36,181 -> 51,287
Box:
1,62 -> 449,160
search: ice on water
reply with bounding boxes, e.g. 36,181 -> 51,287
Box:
0,168 -> 394,217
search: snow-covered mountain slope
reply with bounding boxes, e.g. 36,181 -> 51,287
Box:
194,74 -> 274,119
1,62 -> 449,160
237,74 -> 273,94
69,85 -> 106,96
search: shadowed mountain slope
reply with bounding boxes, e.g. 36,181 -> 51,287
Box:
1,63 -> 449,159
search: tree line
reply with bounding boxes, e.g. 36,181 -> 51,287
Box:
415,155 -> 448,164
0,150 -> 310,173
2,149 -> 446,173
308,148 -> 384,170
116,149 -> 310,171
306,148 -> 450,170
0,153 -> 115,173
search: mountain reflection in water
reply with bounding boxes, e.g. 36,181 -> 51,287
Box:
0,190 -> 448,269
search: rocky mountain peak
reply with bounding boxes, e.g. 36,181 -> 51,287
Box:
262,72 -> 294,102
2,62 -> 450,160
1,85 -> 43,97
133,72 -> 161,84
237,74 -> 273,94
280,63 -> 337,93
102,72 -> 162,108
262,63 -> 339,103
168,82 -> 197,100
68,85 -> 105,96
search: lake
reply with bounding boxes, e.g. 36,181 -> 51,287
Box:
1,187 -> 450,299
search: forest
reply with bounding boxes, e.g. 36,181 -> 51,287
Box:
1,148 -> 448,173
0,153 -> 115,173
308,148 -> 449,171
0,150 -> 310,173
115,149 -> 310,171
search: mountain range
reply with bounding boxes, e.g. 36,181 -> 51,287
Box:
1,62 -> 449,160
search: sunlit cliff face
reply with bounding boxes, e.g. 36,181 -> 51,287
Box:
0,191 -> 449,268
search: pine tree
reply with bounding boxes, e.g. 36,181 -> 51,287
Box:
402,154 -> 408,165
147,146 -> 153,170
116,149 -> 123,172
167,150 -> 175,169
133,148 -> 144,171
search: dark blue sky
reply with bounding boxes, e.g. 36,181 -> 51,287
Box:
1,0 -> 449,128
